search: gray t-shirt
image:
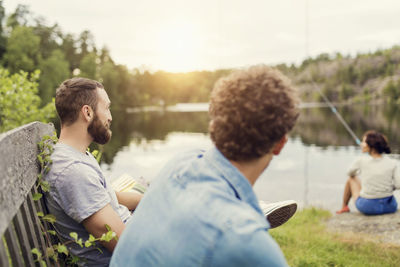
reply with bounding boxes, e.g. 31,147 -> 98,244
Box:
44,143 -> 131,266
348,155 -> 400,199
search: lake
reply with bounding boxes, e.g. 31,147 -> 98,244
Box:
100,103 -> 400,212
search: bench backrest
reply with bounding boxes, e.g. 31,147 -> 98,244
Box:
0,122 -> 55,266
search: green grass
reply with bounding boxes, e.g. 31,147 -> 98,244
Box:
270,208 -> 400,267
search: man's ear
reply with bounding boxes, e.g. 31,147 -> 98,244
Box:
272,135 -> 288,155
81,105 -> 93,122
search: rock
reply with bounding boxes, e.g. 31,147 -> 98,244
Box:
326,211 -> 400,246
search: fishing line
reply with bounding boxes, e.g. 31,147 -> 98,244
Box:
304,0 -> 360,145
308,78 -> 361,145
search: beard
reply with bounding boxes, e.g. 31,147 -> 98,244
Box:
88,114 -> 112,145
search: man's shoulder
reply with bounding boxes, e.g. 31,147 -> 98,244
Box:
169,148 -> 206,165
46,155 -> 103,191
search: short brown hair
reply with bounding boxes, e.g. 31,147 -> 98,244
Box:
55,77 -> 104,125
363,130 -> 391,154
209,65 -> 300,161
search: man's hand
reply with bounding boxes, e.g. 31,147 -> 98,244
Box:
82,204 -> 125,252
116,191 -> 142,211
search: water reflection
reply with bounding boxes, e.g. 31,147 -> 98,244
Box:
102,111 -> 209,164
101,103 -> 400,211
103,103 -> 400,164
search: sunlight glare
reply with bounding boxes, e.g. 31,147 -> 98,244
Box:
155,23 -> 202,72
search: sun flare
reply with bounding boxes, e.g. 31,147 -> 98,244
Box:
155,23 -> 202,72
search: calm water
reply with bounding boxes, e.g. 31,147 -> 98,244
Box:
101,103 -> 400,212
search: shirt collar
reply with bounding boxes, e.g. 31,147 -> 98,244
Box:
204,146 -> 263,215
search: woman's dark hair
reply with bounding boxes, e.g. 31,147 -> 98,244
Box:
363,130 -> 391,154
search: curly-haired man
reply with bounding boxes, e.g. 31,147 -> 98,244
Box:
111,65 -> 300,267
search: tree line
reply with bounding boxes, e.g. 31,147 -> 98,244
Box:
1,2 -> 400,133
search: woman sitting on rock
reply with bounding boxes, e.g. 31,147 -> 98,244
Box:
336,130 -> 400,215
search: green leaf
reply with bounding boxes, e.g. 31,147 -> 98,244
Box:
99,233 -> 107,241
42,214 -> 56,224
31,248 -> 42,259
95,151 -> 102,163
37,155 -> 44,165
32,193 -> 43,201
70,255 -> 80,264
84,240 -> 92,247
40,260 -> 47,267
88,234 -> 96,242
56,244 -> 69,256
69,232 -> 78,241
46,246 -> 55,257
91,150 -> 98,157
105,224 -> 111,231
37,211 -> 44,217
43,166 -> 50,174
99,230 -> 117,242
76,238 -> 83,248
47,230 -> 56,235
40,181 -> 50,192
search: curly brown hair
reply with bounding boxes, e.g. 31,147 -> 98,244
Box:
209,65 -> 300,161
55,77 -> 104,126
363,130 -> 391,154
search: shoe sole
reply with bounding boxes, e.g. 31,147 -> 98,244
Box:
266,203 -> 297,229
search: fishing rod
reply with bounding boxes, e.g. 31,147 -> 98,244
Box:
308,78 -> 361,145
304,0 -> 360,146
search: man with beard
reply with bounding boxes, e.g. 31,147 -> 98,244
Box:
44,78 -> 142,266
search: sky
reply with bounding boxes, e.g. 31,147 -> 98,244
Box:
4,0 -> 400,72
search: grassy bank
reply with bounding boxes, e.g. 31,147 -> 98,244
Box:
270,208 -> 400,267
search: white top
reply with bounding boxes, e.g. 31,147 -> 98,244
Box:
348,155 -> 400,199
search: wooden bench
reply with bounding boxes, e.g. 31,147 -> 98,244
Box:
0,122 -> 56,266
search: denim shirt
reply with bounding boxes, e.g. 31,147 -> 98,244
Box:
111,147 -> 288,267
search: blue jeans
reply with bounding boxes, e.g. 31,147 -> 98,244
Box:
356,195 -> 398,215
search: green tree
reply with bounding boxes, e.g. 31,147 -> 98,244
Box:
0,69 -> 55,132
79,52 -> 97,79
60,33 -> 80,72
339,83 -> 354,101
382,79 -> 400,101
6,4 -> 30,29
3,26 -> 40,73
39,49 -> 70,104
0,0 -> 6,60
77,30 -> 96,62
33,18 -> 61,60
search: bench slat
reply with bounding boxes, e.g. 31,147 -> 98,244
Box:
0,237 -> 11,267
21,200 -> 41,255
27,189 -> 52,267
21,199 -> 46,267
32,187 -> 51,234
13,210 -> 36,266
4,224 -> 25,266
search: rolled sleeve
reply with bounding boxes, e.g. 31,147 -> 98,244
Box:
52,163 -> 111,223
